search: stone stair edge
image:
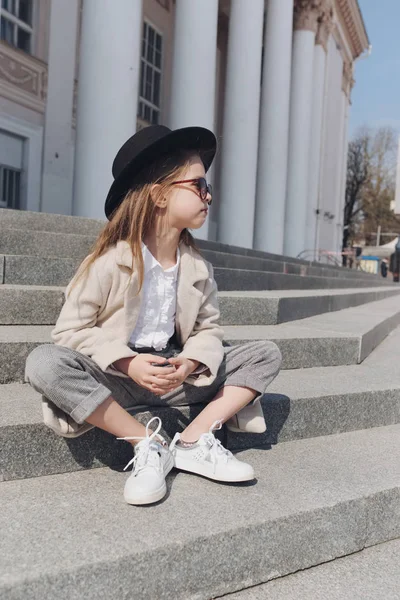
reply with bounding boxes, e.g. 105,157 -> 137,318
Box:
3,266 -> 388,291
2,385 -> 400,481
0,248 -> 380,284
2,373 -> 399,430
3,327 -> 400,481
2,289 -> 399,381
0,238 -> 380,280
1,425 -> 400,599
0,214 -> 380,275
0,208 -> 362,271
223,540 -> 400,600
1,282 -> 397,296
1,247 -> 384,289
1,291 -> 399,335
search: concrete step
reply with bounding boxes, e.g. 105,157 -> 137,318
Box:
2,249 -> 387,293
0,227 -> 95,259
0,208 -> 354,270
2,283 -> 399,326
0,208 -> 376,277
213,267 -> 388,291
3,331 -> 400,480
0,224 -> 386,287
201,249 -> 379,282
1,250 -> 382,287
1,425 -> 399,599
219,288 -> 400,324
3,325 -> 400,481
224,294 -> 400,368
223,539 -> 400,599
0,207 -> 105,237
2,295 -> 400,382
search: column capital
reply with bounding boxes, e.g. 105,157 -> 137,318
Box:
315,1 -> 335,51
293,0 -> 324,34
342,59 -> 355,97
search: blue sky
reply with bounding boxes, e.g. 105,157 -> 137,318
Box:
349,0 -> 400,137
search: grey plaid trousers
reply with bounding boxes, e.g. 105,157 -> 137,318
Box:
25,340 -> 282,425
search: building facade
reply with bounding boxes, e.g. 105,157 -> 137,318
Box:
0,0 -> 369,258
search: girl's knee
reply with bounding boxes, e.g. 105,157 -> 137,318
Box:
261,341 -> 282,368
25,344 -> 67,385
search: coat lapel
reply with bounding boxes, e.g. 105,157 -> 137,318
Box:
175,244 -> 209,342
114,240 -> 209,344
115,241 -> 143,339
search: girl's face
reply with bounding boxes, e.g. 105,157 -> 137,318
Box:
165,154 -> 211,230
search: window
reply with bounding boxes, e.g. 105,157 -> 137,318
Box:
0,165 -> 21,209
1,0 -> 33,53
138,22 -> 163,125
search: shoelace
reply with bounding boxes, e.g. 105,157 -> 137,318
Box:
117,416 -> 164,474
201,420 -> 233,471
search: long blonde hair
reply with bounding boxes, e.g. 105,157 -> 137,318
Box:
68,150 -> 203,298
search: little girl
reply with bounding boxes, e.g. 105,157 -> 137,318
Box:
25,125 -> 282,506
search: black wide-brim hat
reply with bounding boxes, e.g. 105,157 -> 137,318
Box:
104,125 -> 217,220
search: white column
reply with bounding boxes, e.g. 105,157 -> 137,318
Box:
218,0 -> 264,248
41,0 -> 79,215
73,0 -> 142,219
319,36 -> 344,253
254,0 -> 294,254
305,5 -> 333,255
335,65 -> 352,254
332,92 -> 346,254
284,1 -> 322,258
170,0 -> 218,130
169,0 -> 218,240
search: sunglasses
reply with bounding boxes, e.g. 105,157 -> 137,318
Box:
171,177 -> 213,205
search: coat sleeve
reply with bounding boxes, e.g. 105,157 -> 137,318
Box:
51,253 -> 137,371
180,262 -> 224,382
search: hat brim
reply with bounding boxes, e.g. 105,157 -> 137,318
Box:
104,126 -> 217,220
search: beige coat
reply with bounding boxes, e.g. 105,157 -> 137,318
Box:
51,240 -> 224,388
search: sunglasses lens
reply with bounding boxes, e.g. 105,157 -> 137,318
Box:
197,177 -> 206,200
206,182 -> 212,205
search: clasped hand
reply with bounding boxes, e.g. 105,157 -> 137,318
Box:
127,354 -> 197,396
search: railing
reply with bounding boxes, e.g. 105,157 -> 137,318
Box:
297,249 -> 370,272
297,249 -> 344,267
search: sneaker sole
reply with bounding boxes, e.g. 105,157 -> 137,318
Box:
124,455 -> 174,506
173,456 -> 254,483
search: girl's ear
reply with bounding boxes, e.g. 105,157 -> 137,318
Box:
150,183 -> 167,208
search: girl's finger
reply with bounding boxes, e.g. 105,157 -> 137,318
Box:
149,376 -> 178,388
146,355 -> 174,365
167,357 -> 182,367
151,365 -> 176,375
158,372 -> 181,382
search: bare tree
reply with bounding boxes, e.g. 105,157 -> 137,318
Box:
343,126 -> 400,258
342,131 -> 369,258
362,127 -> 399,244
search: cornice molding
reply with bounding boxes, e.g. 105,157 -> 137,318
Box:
335,0 -> 369,59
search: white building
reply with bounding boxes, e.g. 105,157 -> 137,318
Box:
0,0 -> 369,258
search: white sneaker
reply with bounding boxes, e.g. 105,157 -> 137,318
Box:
117,417 -> 174,505
170,420 -> 255,483
226,398 -> 267,434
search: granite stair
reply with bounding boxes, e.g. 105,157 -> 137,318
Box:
1,208 -> 400,599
